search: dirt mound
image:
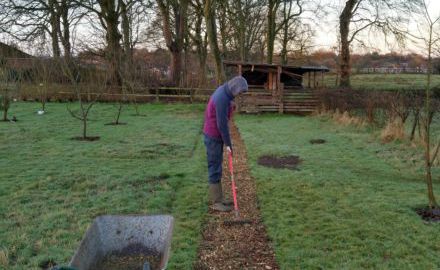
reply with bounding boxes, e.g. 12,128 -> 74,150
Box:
310,139 -> 326,144
416,207 -> 440,222
258,155 -> 301,170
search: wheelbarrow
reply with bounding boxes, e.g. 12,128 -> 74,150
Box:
68,215 -> 174,270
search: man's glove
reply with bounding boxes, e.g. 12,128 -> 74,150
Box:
226,146 -> 233,156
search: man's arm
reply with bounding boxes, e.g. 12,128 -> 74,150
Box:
216,100 -> 232,148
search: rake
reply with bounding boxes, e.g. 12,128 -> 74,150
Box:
223,151 -> 253,226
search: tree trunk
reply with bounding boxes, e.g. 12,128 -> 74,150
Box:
339,0 -> 357,88
2,91 -> 9,121
170,47 -> 182,86
204,0 -> 225,84
82,116 -> 87,139
98,1 -> 123,86
108,25 -> 122,85
59,0 -> 71,60
237,0 -> 245,61
425,25 -> 438,209
199,53 -> 207,87
115,102 -> 123,124
194,9 -> 208,87
120,0 -> 132,63
217,1 -> 229,59
410,109 -> 419,141
281,21 -> 289,65
49,0 -> 61,58
3,106 -> 7,121
266,0 -> 277,64
157,0 -> 188,86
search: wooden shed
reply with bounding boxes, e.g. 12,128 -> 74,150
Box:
224,61 -> 329,113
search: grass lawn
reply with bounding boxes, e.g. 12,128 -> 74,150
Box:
236,114 -> 440,269
0,102 -> 207,269
319,73 -> 440,90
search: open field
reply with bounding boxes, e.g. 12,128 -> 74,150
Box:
236,114 -> 440,269
318,73 -> 440,90
0,102 -> 207,269
1,102 -> 439,269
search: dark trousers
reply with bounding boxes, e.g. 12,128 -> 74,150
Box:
204,134 -> 224,184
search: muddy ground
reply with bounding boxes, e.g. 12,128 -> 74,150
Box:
257,155 -> 301,170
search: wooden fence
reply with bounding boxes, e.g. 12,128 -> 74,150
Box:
18,86 -> 215,103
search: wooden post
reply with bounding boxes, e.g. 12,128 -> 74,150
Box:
308,72 -> 311,88
268,73 -> 273,90
236,96 -> 241,112
277,65 -> 283,114
155,88 -> 159,102
313,71 -> 316,88
238,64 -> 242,75
190,88 -> 194,103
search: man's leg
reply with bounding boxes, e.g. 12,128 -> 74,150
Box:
204,135 -> 232,212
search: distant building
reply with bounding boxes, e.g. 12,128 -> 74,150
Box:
224,61 -> 329,114
360,63 -> 427,74
0,42 -> 32,59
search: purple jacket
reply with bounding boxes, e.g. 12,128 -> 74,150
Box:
203,83 -> 234,147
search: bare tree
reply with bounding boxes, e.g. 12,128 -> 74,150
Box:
156,0 -> 189,86
74,0 -> 147,124
216,0 -> 231,59
120,0 -> 149,62
338,0 -> 416,87
415,0 -> 440,209
35,59 -> 51,112
188,0 -> 209,86
278,0 -> 306,64
204,0 -> 225,83
74,0 -> 124,84
0,0 -> 78,58
0,60 -> 20,122
61,59 -> 101,140
266,0 -> 281,64
227,0 -> 266,62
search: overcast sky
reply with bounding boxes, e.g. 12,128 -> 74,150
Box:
314,0 -> 440,55
1,0 -> 439,56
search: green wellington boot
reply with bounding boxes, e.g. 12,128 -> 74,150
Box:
209,183 -> 233,212
222,195 -> 234,206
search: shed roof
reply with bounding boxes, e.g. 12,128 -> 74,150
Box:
223,60 -> 330,74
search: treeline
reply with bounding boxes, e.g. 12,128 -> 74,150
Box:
0,0 -> 436,88
307,51 -> 440,74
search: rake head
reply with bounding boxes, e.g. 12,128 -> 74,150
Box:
223,219 -> 253,226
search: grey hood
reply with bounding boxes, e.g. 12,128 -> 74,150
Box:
226,76 -> 248,97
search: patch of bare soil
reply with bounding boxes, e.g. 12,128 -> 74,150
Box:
310,139 -> 326,144
258,155 -> 301,170
196,122 -> 279,270
70,136 -> 101,141
416,207 -> 440,222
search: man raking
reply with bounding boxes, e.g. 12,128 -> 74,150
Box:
203,76 -> 248,212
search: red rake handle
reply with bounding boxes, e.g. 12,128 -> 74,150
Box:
228,151 -> 239,215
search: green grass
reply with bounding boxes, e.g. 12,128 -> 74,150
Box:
319,73 -> 440,90
0,102 -> 208,269
236,114 -> 440,269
